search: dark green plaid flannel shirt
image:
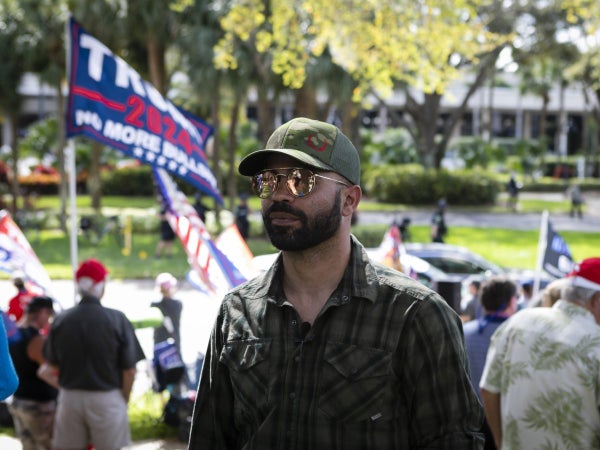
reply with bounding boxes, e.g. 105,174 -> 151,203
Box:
189,236 -> 483,450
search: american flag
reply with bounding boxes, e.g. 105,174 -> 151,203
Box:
0,210 -> 52,293
153,167 -> 248,296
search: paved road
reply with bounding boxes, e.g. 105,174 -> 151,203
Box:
358,208 -> 600,232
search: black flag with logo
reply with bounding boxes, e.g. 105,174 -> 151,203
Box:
542,220 -> 574,277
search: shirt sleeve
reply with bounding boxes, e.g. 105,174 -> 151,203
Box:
0,316 -> 19,400
479,322 -> 508,394
400,294 -> 484,448
189,305 -> 237,450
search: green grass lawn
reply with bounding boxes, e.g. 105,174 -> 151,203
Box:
9,221 -> 598,280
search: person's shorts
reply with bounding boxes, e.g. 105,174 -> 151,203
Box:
8,397 -> 56,449
52,389 -> 130,450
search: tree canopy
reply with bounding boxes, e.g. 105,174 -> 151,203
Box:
215,0 -> 507,101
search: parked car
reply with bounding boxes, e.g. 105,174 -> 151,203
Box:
403,243 -> 505,279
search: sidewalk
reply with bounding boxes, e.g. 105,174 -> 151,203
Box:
0,436 -> 187,449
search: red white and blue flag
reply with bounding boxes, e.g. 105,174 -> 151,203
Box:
153,167 -> 249,296
0,211 -> 52,293
373,223 -> 417,279
66,17 -> 223,205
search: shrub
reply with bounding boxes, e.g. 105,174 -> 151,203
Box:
363,165 -> 500,205
101,166 -> 154,195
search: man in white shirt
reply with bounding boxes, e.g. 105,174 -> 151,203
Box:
480,257 -> 600,449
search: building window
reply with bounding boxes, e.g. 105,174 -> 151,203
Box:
460,113 -> 473,136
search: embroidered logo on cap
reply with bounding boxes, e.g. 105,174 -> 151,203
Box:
306,133 -> 332,152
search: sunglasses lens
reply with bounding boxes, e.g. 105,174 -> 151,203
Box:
252,171 -> 276,198
252,168 -> 316,198
287,168 -> 315,197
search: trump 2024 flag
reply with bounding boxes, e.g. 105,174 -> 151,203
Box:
66,17 -> 223,205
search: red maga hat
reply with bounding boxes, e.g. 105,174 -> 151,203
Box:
568,257 -> 600,292
75,259 -> 108,283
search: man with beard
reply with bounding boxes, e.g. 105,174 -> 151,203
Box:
188,117 -> 483,449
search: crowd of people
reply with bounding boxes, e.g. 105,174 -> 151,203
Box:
1,117 -> 599,450
1,259 -> 146,449
459,261 -> 600,449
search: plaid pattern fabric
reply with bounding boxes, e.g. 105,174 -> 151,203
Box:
190,236 -> 484,450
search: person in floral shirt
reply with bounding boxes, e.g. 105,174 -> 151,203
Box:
480,257 -> 600,449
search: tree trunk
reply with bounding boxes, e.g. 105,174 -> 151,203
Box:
256,84 -> 274,144
9,116 -> 20,214
294,85 -> 318,119
147,35 -> 167,95
227,93 -> 242,210
406,92 -> 441,169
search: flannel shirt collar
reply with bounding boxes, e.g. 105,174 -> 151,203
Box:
245,235 -> 380,306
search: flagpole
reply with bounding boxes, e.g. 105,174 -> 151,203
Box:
67,140 -> 78,302
533,210 -> 548,299
65,16 -> 78,302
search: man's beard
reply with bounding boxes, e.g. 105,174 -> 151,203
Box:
263,193 -> 342,251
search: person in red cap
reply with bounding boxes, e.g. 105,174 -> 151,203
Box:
480,257 -> 600,449
43,258 -> 145,450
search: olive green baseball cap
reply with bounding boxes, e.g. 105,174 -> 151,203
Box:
238,117 -> 360,185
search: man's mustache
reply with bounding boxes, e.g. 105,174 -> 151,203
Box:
263,203 -> 307,223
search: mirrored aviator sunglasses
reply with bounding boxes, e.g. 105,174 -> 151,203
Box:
252,168 -> 349,199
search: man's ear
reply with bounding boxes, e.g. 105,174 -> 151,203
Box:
342,185 -> 361,217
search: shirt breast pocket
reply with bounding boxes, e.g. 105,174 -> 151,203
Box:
319,342 -> 393,423
220,339 -> 272,422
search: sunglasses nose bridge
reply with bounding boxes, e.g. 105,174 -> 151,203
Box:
274,172 -> 297,198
